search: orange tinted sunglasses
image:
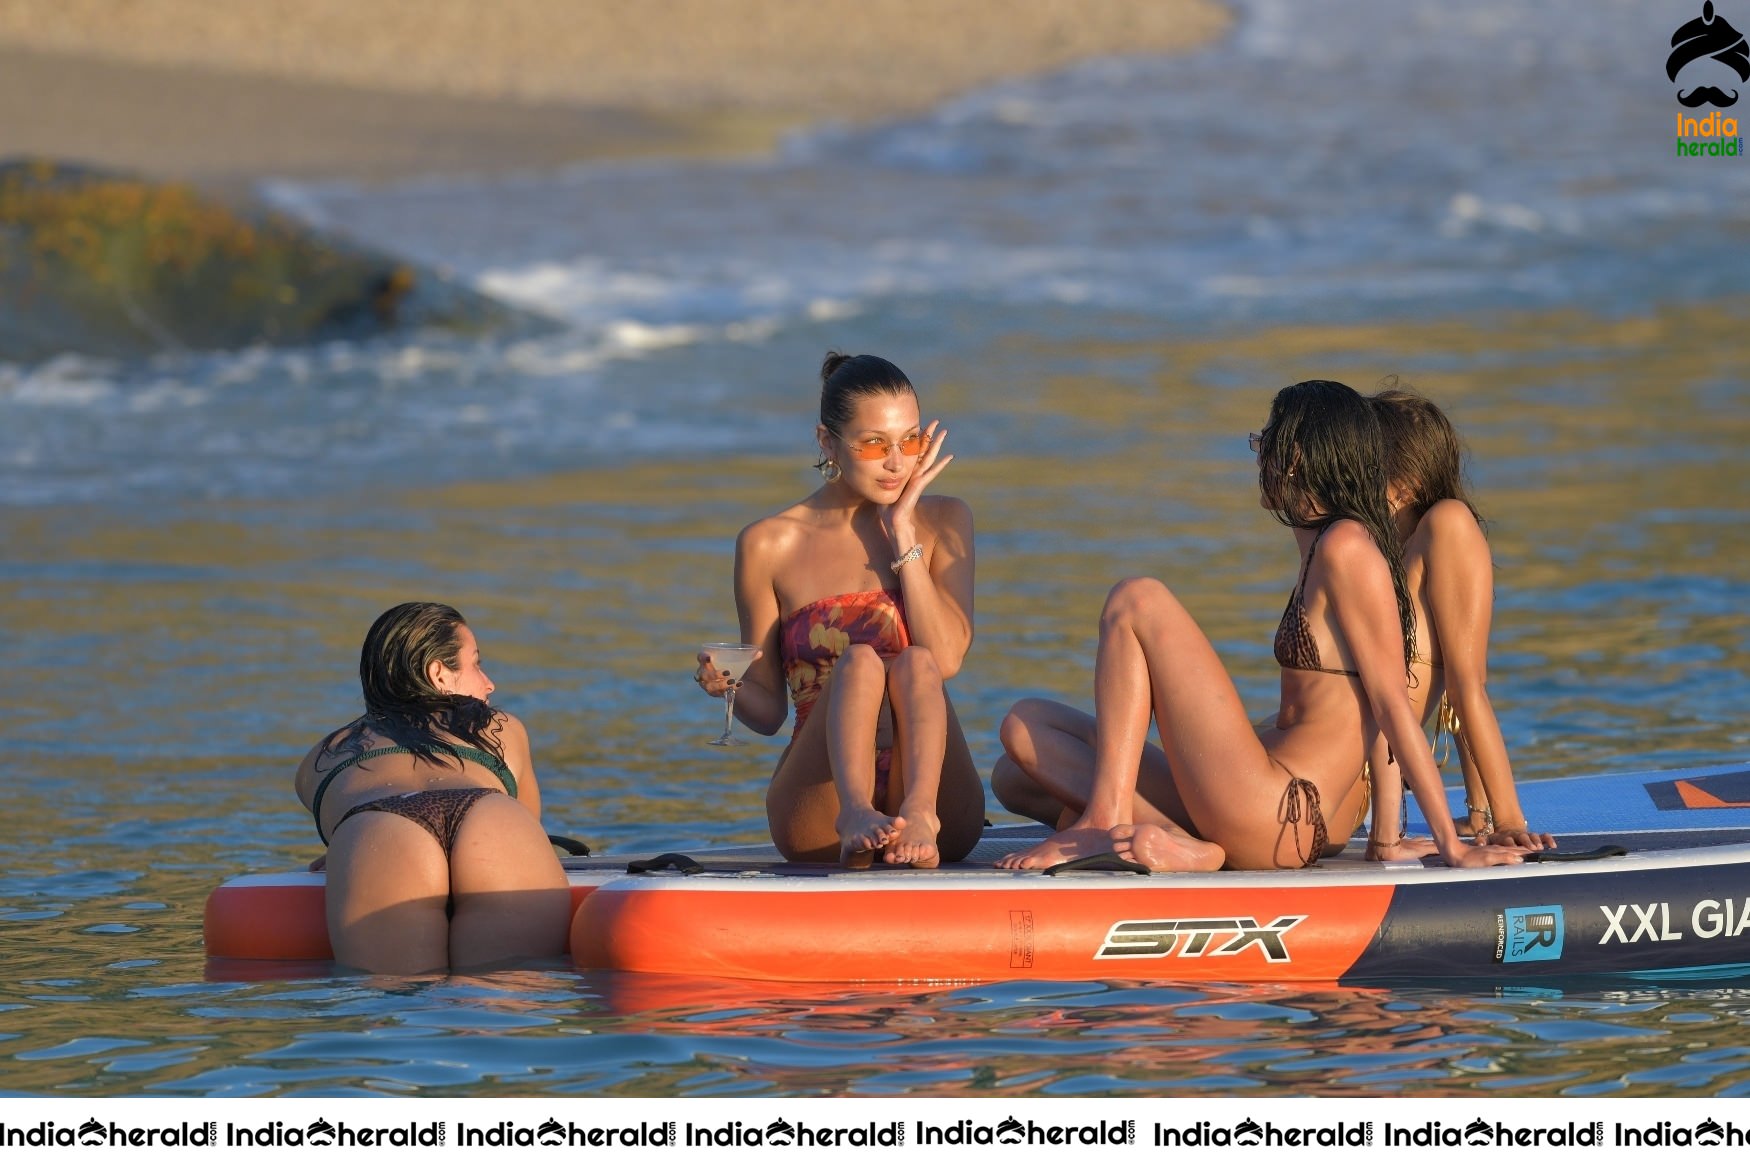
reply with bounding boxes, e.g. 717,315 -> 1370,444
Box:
840,432 -> 930,460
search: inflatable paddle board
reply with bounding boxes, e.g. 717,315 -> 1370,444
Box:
208,763 -> 1750,985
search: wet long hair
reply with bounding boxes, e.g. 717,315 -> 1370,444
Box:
318,601 -> 504,776
1371,382 -> 1483,527
1257,380 -> 1415,675
815,351 -> 915,471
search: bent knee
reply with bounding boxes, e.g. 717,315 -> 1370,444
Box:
888,645 -> 942,689
989,754 -> 1030,802
1101,576 -> 1175,627
836,642 -> 886,678
997,706 -> 1034,755
999,697 -> 1079,757
1000,697 -> 1059,745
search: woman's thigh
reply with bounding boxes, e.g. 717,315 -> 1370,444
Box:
766,657 -> 911,848
765,676 -> 849,860
767,665 -> 968,860
887,695 -> 986,861
1003,696 -> 1189,828
1105,578 -> 1304,856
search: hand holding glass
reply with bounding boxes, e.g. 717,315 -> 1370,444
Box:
700,643 -> 760,746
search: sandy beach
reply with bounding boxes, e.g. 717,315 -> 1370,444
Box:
0,0 -> 1227,184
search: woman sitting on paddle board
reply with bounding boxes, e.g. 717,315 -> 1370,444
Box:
993,379 -> 1530,871
295,602 -> 570,971
695,352 -> 984,867
1359,386 -> 1556,859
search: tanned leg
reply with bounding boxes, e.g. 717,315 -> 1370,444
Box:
824,644 -> 902,866
766,650 -> 895,865
1001,578 -> 1319,871
996,697 -> 1188,827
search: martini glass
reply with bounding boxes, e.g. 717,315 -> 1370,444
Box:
702,642 -> 760,746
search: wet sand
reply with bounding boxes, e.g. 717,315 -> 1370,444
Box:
0,0 -> 1228,184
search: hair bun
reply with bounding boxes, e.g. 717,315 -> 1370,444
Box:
819,350 -> 853,383
816,351 -> 915,431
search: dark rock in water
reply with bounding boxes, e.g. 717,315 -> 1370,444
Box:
0,158 -> 548,363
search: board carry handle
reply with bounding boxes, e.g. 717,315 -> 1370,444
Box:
1043,852 -> 1151,876
548,834 -> 592,856
626,852 -> 706,875
1524,844 -> 1628,863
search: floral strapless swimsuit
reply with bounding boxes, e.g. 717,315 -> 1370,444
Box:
780,588 -> 911,805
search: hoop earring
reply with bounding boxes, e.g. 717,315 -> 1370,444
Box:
819,459 -> 841,483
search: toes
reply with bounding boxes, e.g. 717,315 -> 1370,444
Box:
837,813 -> 899,854
882,841 -> 925,865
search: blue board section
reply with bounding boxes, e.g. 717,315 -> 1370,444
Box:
1346,857 -> 1750,982
1404,763 -> 1750,836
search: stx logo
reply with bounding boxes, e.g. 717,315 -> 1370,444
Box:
1094,915 -> 1305,962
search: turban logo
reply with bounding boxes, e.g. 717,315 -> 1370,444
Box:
1668,1 -> 1750,107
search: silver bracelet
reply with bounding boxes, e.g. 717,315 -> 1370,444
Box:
890,543 -> 923,572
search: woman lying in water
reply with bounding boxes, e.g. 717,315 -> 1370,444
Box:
294,602 -> 570,972
1360,386 -> 1555,859
992,379 -> 1531,871
695,351 -> 984,867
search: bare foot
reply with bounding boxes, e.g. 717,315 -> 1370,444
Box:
995,825 -> 1117,870
1366,835 -> 1440,862
837,805 -> 900,869
1110,823 -> 1225,872
883,809 -> 941,868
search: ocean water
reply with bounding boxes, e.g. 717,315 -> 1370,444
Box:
2,0 -> 1748,1097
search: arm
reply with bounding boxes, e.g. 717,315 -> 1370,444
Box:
1323,522 -> 1523,868
293,731 -> 342,870
1422,502 -> 1551,849
1346,567 -> 1438,860
715,519 -> 790,737
496,713 -> 542,820
1453,739 -> 1494,838
292,739 -> 326,814
1362,735 -> 1436,860
894,495 -> 975,678
883,423 -> 975,678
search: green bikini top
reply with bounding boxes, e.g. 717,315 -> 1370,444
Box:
309,744 -> 518,844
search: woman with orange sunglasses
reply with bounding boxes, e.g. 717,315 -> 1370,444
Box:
694,352 -> 985,867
